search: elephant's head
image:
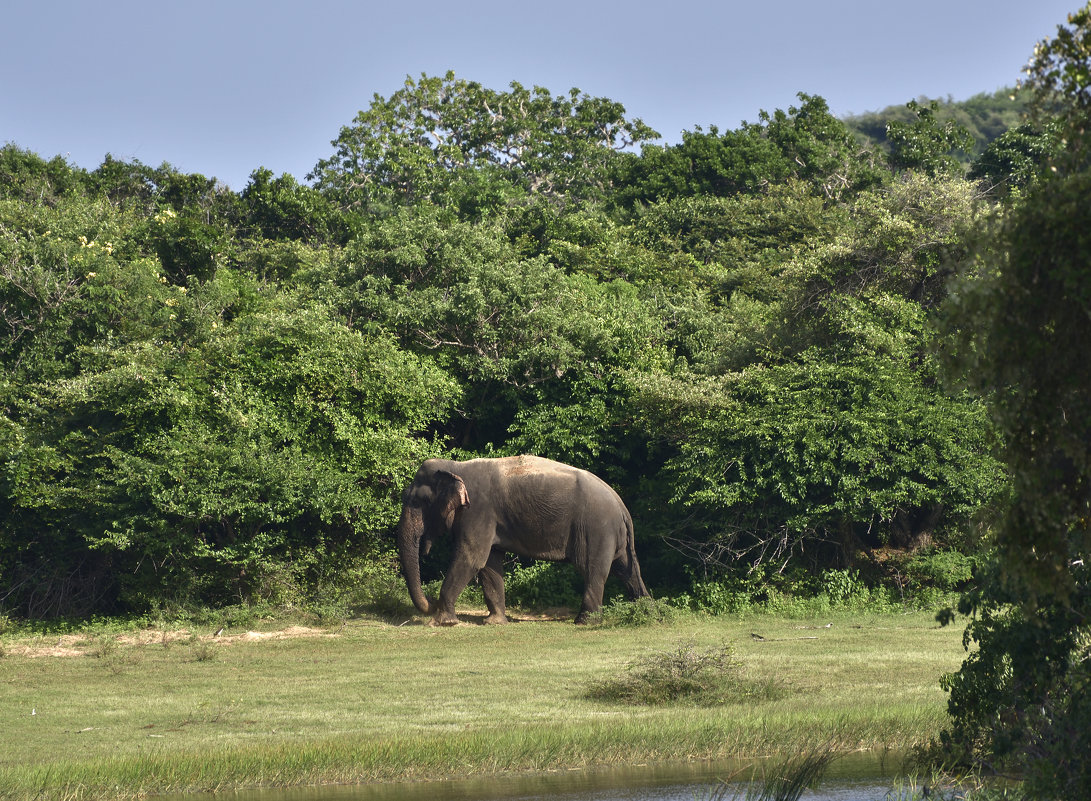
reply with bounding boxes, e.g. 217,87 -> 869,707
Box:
396,465 -> 469,614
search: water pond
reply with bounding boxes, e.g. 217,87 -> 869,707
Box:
217,753 -> 905,801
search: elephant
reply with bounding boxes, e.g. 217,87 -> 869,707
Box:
395,455 -> 650,625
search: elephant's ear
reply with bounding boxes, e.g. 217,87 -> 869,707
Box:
436,471 -> 469,529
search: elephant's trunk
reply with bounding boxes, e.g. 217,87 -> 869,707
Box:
396,504 -> 432,614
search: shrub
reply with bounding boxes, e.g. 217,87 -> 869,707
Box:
586,640 -> 785,705
820,569 -> 867,605
319,548 -> 410,619
904,549 -> 976,592
691,579 -> 755,615
599,596 -> 683,627
685,567 -> 908,618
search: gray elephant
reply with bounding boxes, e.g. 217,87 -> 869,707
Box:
396,455 -> 650,625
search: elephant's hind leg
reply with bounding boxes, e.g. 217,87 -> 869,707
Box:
479,549 -> 510,624
574,573 -> 607,625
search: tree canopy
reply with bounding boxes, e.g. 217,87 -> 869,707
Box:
309,71 -> 657,216
934,7 -> 1091,796
0,56 -> 1048,630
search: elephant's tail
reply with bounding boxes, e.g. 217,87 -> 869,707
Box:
622,506 -> 651,599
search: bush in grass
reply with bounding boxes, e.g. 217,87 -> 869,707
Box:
691,578 -> 756,615
904,549 -> 976,593
587,640 -> 785,705
687,567 -> 907,617
820,569 -> 866,606
599,596 -> 684,626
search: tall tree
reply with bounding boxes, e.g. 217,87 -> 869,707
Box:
614,93 -> 883,207
939,5 -> 1091,796
309,71 -> 657,215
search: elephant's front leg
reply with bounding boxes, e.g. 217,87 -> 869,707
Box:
433,548 -> 484,626
479,549 -> 509,624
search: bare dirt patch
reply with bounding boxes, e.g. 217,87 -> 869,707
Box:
4,625 -> 337,658
238,625 -> 332,642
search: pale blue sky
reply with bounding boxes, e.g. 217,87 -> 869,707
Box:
2,0 -> 1080,190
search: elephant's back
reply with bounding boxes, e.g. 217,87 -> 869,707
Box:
493,454 -> 577,478
460,454 -> 630,521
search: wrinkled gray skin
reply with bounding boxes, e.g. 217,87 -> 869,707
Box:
396,455 -> 650,625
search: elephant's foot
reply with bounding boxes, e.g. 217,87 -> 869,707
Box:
574,609 -> 602,625
483,612 -> 510,625
430,610 -> 460,626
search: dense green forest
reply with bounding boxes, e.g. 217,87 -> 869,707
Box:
3,2 -> 1091,793
1,82 -> 1008,619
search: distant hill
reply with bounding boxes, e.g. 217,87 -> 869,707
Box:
844,87 -> 1030,159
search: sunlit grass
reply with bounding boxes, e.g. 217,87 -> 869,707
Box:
0,609 -> 965,799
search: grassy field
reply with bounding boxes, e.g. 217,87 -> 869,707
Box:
0,608 -> 967,799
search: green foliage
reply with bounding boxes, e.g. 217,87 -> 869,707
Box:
904,549 -> 976,593
240,167 -> 353,244
60,306 -> 451,610
819,569 -> 866,606
0,169 -> 459,615
685,565 -> 922,618
310,547 -> 412,619
1,69 -> 1028,624
845,88 -> 1031,163
0,145 -> 90,202
690,576 -> 758,616
946,170 -> 1091,602
635,350 -> 999,572
939,586 -> 1091,799
1022,2 -> 1091,170
616,93 -> 883,207
632,182 -> 833,293
305,205 -> 664,451
936,12 -> 1091,795
599,596 -> 684,626
503,560 -> 582,609
310,70 -> 657,214
586,640 -> 783,705
887,100 -> 976,176
969,122 -> 1063,192
937,171 -> 1091,797
627,169 -> 1000,579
